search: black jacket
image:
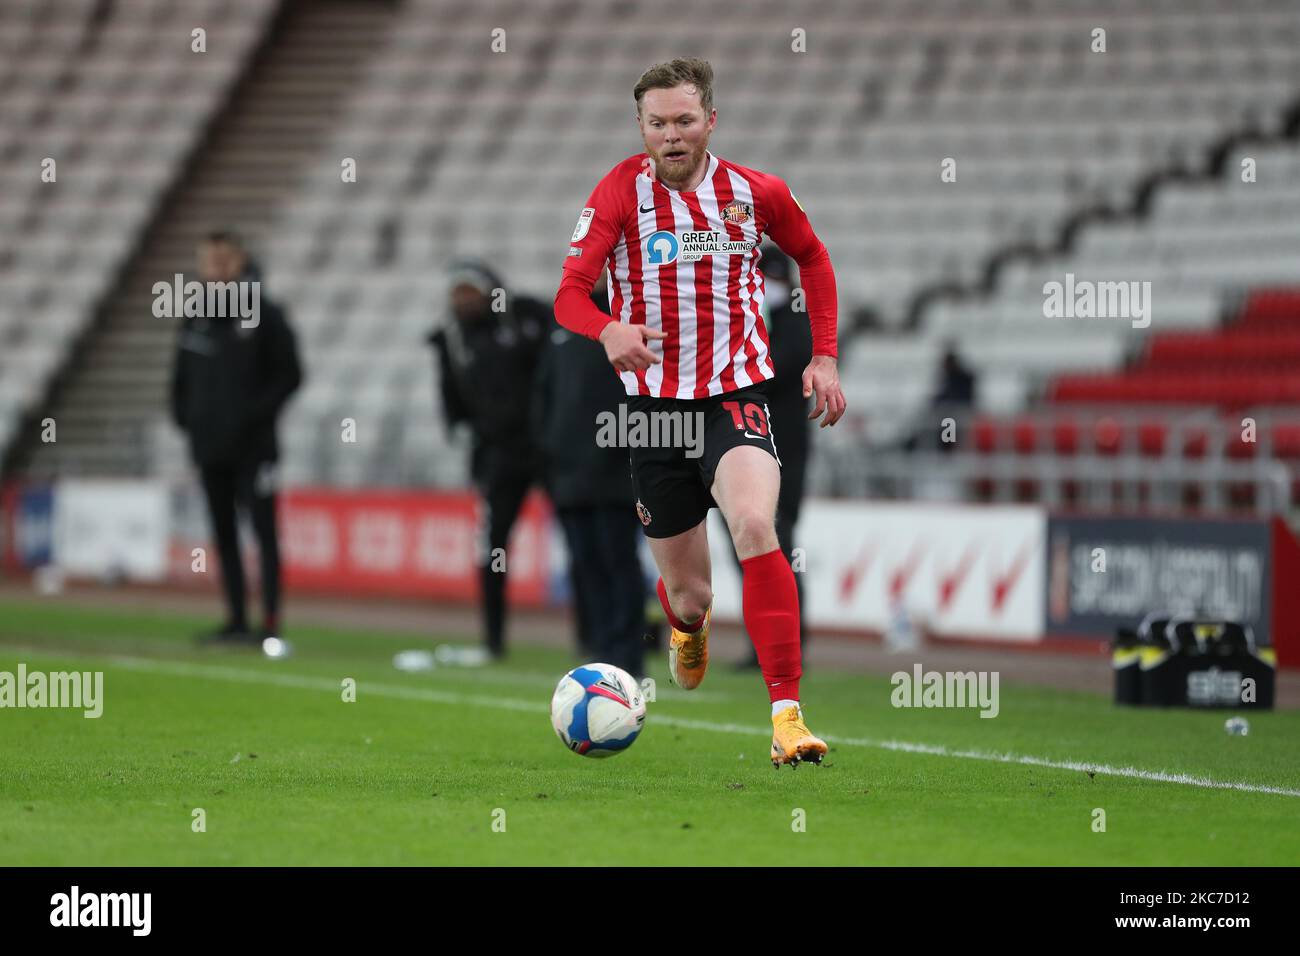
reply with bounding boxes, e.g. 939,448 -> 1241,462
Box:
170,293 -> 302,467
428,296 -> 547,478
933,355 -> 976,406
532,323 -> 634,509
765,300 -> 814,517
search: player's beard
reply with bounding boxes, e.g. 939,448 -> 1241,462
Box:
651,141 -> 707,189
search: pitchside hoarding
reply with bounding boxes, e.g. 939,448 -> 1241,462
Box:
6,483 -> 53,568
54,480 -> 170,581
709,501 -> 1047,641
1045,516 -> 1272,643
177,488 -> 553,605
3,479 -> 1294,664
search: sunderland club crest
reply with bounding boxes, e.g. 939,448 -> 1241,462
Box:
721,201 -> 753,225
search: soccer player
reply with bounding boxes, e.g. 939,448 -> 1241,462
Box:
554,58 -> 846,767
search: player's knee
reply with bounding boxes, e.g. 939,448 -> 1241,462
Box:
730,508 -> 778,557
667,581 -> 712,622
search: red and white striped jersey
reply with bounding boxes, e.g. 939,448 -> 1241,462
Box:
557,151 -> 837,399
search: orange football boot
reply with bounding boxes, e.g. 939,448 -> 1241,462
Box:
667,607 -> 710,690
771,704 -> 828,768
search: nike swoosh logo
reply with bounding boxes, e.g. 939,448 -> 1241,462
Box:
639,202 -> 656,214
888,542 -> 927,601
937,542 -> 981,612
743,432 -> 768,441
839,542 -> 875,603
991,539 -> 1035,612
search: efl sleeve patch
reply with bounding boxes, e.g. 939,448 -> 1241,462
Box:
571,207 -> 596,242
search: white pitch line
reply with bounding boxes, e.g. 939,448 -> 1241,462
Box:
17,651 -> 1300,799
847,737 -> 1300,800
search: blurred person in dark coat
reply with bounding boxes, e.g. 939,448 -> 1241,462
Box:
735,246 -> 811,668
933,345 -> 976,407
171,231 -> 302,645
902,342 -> 976,453
533,272 -> 649,678
428,259 -> 547,662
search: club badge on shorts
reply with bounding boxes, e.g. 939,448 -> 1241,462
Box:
636,499 -> 652,526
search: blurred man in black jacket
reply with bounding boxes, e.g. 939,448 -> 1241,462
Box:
534,273 -> 648,677
171,232 -> 302,645
428,260 -> 547,661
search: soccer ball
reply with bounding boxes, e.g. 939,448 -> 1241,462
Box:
550,663 -> 646,757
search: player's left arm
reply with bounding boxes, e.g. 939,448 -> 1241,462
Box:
761,176 -> 845,427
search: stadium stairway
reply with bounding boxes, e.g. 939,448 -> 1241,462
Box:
9,0 -> 393,479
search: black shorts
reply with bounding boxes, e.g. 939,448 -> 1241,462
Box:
628,382 -> 781,539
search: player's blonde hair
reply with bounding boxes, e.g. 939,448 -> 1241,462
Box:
633,57 -> 714,115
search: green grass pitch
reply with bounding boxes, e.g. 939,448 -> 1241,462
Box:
1,597 -> 1297,865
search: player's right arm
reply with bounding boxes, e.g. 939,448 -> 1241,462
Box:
554,169 -> 665,372
755,170 -> 846,427
594,317 -> 666,373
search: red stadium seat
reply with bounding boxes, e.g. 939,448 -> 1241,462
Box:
1225,427 -> 1257,460
1012,418 -> 1038,454
1182,427 -> 1209,459
1137,421 -> 1167,457
1272,423 -> 1300,459
1094,417 -> 1122,455
1051,418 -> 1079,455
1241,289 -> 1300,327
973,417 -> 998,454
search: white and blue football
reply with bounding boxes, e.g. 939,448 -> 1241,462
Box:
550,663 -> 646,758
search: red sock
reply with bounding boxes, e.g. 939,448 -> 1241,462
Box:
657,577 -> 703,633
741,548 -> 802,703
